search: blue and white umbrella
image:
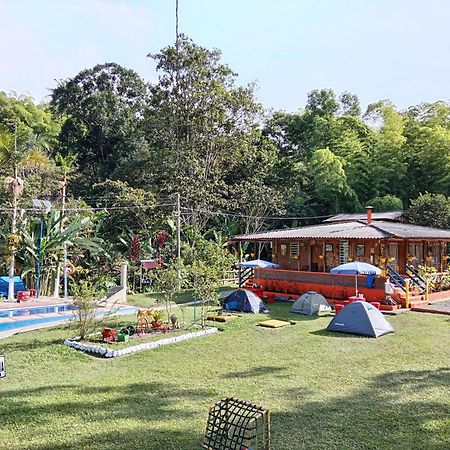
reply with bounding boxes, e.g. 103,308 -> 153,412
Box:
330,262 -> 381,275
331,262 -> 381,296
237,259 -> 279,269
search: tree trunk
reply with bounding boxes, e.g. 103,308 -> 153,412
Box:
53,262 -> 61,298
54,177 -> 67,298
8,191 -> 17,302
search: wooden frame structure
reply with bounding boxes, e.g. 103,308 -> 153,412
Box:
203,397 -> 270,450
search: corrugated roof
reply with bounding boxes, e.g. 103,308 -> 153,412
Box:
231,221 -> 389,241
323,211 -> 404,222
230,220 -> 450,241
373,221 -> 450,239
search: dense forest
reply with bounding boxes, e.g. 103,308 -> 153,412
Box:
1,36 -> 450,292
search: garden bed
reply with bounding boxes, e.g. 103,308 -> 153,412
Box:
64,326 -> 218,358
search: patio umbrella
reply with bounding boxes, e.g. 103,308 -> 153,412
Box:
331,262 -> 381,296
236,259 -> 279,269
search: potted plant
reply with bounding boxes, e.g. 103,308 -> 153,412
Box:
151,310 -> 164,328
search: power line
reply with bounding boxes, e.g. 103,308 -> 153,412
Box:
179,206 -> 333,221
0,202 -> 175,213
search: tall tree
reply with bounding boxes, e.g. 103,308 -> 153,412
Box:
407,193 -> 450,229
365,101 -> 407,199
54,152 -> 77,297
51,63 -> 150,195
145,35 -> 272,231
309,148 -> 360,213
403,102 -> 450,199
0,125 -> 50,300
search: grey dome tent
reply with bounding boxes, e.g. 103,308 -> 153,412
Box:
290,291 -> 331,316
327,301 -> 394,338
223,289 -> 269,314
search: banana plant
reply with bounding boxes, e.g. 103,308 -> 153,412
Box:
18,210 -> 105,296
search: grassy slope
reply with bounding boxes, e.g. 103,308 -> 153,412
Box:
0,304 -> 449,450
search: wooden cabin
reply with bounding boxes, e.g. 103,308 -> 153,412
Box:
232,208 -> 450,274
230,208 -> 450,306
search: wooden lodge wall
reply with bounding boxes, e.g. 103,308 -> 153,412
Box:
271,239 -> 449,274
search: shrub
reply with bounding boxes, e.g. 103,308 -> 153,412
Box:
71,280 -> 107,339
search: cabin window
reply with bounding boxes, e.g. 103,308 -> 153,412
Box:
290,242 -> 299,258
408,243 -> 423,266
280,243 -> 287,256
339,240 -> 349,264
356,244 -> 365,257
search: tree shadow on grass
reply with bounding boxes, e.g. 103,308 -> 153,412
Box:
223,365 -> 287,379
0,381 -> 214,449
271,368 -> 450,450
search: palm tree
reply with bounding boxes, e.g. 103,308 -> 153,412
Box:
0,124 -> 50,301
54,152 -> 77,297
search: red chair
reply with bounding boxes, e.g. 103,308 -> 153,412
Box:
17,291 -> 31,302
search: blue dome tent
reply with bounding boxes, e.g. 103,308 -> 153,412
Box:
222,289 -> 269,314
327,301 -> 394,338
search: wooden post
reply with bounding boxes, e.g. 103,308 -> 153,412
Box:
425,279 -> 429,303
264,409 -> 271,450
120,263 -> 127,303
176,192 -> 181,260
404,278 -> 410,308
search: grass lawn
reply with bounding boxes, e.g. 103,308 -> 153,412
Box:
0,303 -> 449,449
127,286 -> 236,308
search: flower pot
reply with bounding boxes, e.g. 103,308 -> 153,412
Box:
151,321 -> 162,329
117,333 -> 129,343
102,328 -> 117,342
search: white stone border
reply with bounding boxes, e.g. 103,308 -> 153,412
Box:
64,327 -> 218,358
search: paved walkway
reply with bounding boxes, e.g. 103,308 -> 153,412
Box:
0,296 -> 72,310
411,299 -> 450,315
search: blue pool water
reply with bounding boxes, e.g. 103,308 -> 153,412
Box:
0,304 -> 74,318
0,305 -> 138,333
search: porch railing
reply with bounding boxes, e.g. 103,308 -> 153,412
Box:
238,267 -> 254,287
405,264 -> 427,293
386,265 -> 406,292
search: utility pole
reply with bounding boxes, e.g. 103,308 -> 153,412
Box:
176,192 -> 181,260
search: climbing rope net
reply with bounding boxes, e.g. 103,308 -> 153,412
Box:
203,397 -> 270,450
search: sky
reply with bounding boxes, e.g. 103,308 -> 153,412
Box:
1,0 -> 449,113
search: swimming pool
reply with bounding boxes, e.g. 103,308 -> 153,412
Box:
0,304 -> 74,318
0,305 -> 139,333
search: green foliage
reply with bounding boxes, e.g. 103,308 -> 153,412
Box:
306,88 -> 339,116
91,179 -> 156,248
192,260 -> 220,328
71,279 -> 107,339
407,193 -> 450,228
17,210 -> 104,295
309,148 -> 360,213
146,35 -> 269,231
182,231 -> 236,282
152,262 -> 181,322
51,63 -> 149,195
0,91 -> 61,145
368,195 -> 403,212
2,39 -> 450,283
